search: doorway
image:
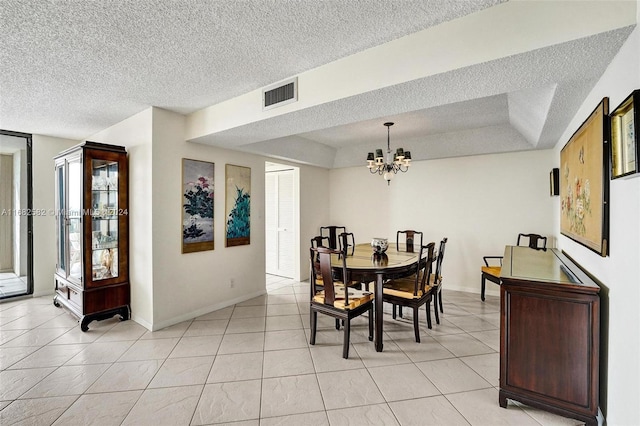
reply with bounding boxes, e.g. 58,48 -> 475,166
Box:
265,162 -> 299,279
0,130 -> 33,300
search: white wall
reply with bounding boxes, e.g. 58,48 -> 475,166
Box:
553,24 -> 639,426
31,135 -> 79,296
151,108 -> 332,327
330,149 -> 556,295
148,108 -> 268,328
297,164 -> 331,281
89,108 -> 154,327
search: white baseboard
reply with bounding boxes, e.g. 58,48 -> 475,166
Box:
443,283 -> 500,298
148,289 -> 268,331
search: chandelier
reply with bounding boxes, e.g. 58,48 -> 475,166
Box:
366,122 -> 411,185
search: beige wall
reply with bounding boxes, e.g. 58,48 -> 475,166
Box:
330,149 -> 556,296
89,108 -> 154,327
0,155 -> 13,272
150,108 -> 266,328
298,165 -> 331,281
87,107 -> 331,330
31,135 -> 79,296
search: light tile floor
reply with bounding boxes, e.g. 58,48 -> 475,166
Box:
0,275 -> 584,425
0,272 -> 28,298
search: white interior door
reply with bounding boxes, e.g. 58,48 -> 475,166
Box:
265,169 -> 295,278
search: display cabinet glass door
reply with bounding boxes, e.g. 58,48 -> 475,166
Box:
55,155 -> 82,284
68,158 -> 82,281
91,159 -> 119,281
55,161 -> 65,276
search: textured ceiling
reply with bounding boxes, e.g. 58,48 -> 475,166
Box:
0,0 -> 636,168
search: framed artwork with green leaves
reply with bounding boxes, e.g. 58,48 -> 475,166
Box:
182,159 -> 214,253
225,164 -> 251,247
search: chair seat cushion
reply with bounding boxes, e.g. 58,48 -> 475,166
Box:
313,287 -> 374,310
481,266 -> 501,278
314,278 -> 349,288
429,275 -> 443,287
383,276 -> 432,299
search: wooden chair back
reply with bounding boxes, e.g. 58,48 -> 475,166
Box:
310,235 -> 330,284
310,235 -> 330,262
320,226 -> 347,250
411,242 -> 435,296
397,230 -> 423,253
433,238 -> 448,283
310,246 -> 350,306
517,233 -> 547,250
339,232 -> 355,256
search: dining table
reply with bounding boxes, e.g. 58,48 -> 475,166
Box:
330,242 -> 424,352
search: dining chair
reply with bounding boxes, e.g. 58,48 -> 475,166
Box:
396,230 -> 423,253
429,237 -> 448,324
481,233 -> 547,300
382,242 -> 436,343
320,226 -> 347,250
309,246 -> 374,358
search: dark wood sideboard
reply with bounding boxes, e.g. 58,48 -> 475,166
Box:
499,246 -> 601,426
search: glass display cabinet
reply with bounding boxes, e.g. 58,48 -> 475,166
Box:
53,141 -> 130,331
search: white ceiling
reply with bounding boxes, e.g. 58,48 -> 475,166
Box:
0,1 -> 636,168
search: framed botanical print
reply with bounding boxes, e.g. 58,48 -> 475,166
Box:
182,159 -> 214,253
611,89 -> 639,179
560,98 -> 610,257
225,164 -> 251,247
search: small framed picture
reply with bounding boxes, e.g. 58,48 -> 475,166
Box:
550,168 -> 559,196
611,90 -> 639,179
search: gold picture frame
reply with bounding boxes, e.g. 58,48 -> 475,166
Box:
560,98 -> 610,257
611,89 -> 639,179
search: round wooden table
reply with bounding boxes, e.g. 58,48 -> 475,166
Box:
331,243 -> 423,352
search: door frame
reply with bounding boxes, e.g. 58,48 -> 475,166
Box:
265,162 -> 300,280
0,129 -> 33,299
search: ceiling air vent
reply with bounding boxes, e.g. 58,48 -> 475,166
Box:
262,77 -> 298,111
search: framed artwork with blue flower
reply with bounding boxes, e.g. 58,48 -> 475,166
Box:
225,164 -> 251,247
182,159 -> 214,253
560,98 -> 609,257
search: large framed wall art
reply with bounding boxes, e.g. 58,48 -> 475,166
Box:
610,89 -> 639,179
225,164 -> 251,247
560,98 -> 610,257
182,159 -> 214,253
